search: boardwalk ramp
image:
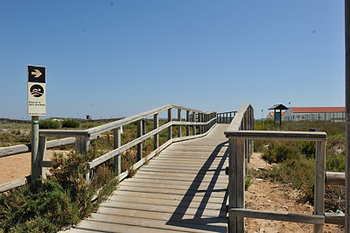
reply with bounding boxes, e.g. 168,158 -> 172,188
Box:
68,124 -> 229,233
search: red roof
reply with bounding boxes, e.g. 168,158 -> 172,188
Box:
289,107 -> 345,113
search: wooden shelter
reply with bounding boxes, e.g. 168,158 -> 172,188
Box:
268,104 -> 288,125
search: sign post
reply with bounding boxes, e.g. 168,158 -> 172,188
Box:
27,65 -> 46,181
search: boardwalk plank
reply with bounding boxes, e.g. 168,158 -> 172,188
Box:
88,213 -> 226,233
66,124 -> 229,233
120,178 -> 227,191
104,195 -> 226,211
96,207 -> 227,224
76,221 -> 184,233
117,185 -> 227,198
109,190 -> 226,204
100,200 -> 225,216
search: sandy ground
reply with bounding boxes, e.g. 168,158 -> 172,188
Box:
0,151 -> 345,232
0,150 -> 70,184
245,153 -> 344,232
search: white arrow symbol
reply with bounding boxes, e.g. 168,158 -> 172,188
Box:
31,69 -> 42,78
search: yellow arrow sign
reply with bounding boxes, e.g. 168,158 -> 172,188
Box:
31,69 -> 42,78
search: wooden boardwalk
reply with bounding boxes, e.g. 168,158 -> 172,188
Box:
67,124 -> 229,233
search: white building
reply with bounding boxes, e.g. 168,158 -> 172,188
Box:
284,107 -> 345,122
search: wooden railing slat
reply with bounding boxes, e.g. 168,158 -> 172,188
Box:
230,208 -> 325,225
0,104 -> 219,194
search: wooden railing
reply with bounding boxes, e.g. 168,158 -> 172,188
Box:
224,103 -> 345,233
0,104 -> 217,192
217,111 -> 237,124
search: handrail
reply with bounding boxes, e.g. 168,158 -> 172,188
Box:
225,103 -> 252,131
0,104 -> 217,192
217,110 -> 237,124
226,130 -> 327,141
224,103 -> 335,233
0,137 -> 76,158
38,104 -> 213,137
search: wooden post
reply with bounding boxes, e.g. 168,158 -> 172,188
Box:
198,113 -> 202,134
137,120 -> 143,161
214,112 -> 217,126
345,0 -> 350,231
114,127 -> 121,175
314,141 -> 326,233
178,109 -> 181,137
192,112 -> 196,135
186,110 -> 190,136
154,113 -> 159,149
143,119 -> 146,135
248,107 -> 254,162
31,116 -> 40,181
75,136 -> 90,182
168,108 -> 172,140
38,136 -> 47,180
228,138 -> 245,233
207,114 -> 209,131
75,136 -> 90,158
204,114 -> 208,132
201,113 -> 204,134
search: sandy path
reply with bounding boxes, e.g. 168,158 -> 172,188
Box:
245,152 -> 344,232
0,150 -> 70,184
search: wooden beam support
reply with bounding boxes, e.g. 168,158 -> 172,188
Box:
114,127 -> 121,175
326,172 -> 345,185
230,208 -> 325,225
314,141 -> 326,233
168,108 -> 172,140
137,120 -> 143,161
186,110 -> 190,136
154,113 -> 159,149
178,109 -> 181,137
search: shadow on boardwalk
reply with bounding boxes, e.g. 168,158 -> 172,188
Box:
66,124 -> 229,233
166,141 -> 229,232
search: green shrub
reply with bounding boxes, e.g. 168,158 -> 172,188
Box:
80,122 -> 100,128
62,119 -> 80,128
260,157 -> 315,201
262,140 -> 301,163
0,133 -> 16,146
326,152 -> 346,172
245,176 -> 252,190
0,151 -> 117,232
50,152 -> 94,218
39,119 -> 61,129
297,141 -> 315,159
252,120 -> 346,210
0,179 -> 77,232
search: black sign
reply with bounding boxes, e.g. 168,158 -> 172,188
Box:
28,65 -> 45,83
30,84 -> 44,97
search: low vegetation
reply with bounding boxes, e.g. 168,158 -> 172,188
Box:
2,118 -> 344,229
61,119 -> 80,128
0,118 -> 183,232
39,119 -> 61,129
0,151 -> 117,232
251,119 -> 345,212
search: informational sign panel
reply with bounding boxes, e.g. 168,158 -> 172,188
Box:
28,65 -> 46,116
275,112 -> 281,125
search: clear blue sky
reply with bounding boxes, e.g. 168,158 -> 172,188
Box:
0,0 -> 345,120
